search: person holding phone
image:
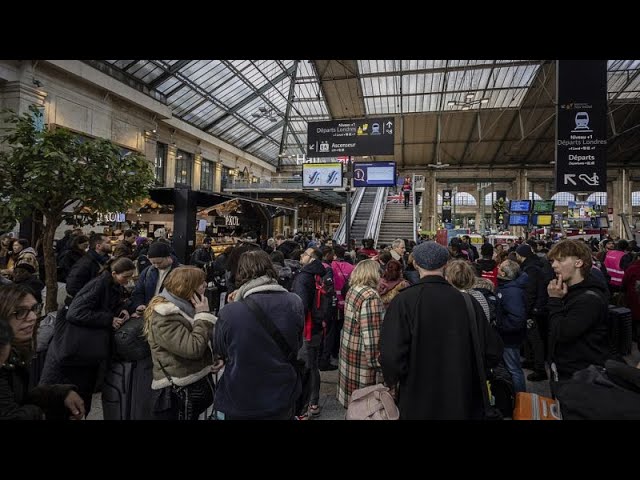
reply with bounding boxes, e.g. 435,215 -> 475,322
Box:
547,240 -> 611,392
143,266 -> 219,420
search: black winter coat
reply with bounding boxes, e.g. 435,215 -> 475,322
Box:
57,249 -> 85,283
379,275 -> 503,420
0,347 -> 75,420
43,272 -> 127,373
65,250 -> 109,300
548,275 -> 611,380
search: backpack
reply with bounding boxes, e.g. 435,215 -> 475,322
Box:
481,266 -> 499,288
113,316 -> 151,362
310,267 -> 336,326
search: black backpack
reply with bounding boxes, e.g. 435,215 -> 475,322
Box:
310,266 -> 336,326
113,316 -> 151,362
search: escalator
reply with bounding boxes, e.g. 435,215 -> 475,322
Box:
351,187 -> 378,243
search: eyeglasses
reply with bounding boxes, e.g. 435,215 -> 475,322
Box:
13,304 -> 42,321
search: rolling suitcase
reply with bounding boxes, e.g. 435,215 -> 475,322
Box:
513,392 -> 562,420
608,306 -> 633,356
102,356 -> 154,420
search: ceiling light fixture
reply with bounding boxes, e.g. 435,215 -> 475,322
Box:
447,94 -> 490,110
251,105 -> 284,123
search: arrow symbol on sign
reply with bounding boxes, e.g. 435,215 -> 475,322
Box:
386,121 -> 393,128
309,144 -> 315,151
564,174 -> 577,185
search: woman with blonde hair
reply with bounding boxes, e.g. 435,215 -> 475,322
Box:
445,259 -> 494,324
337,259 -> 386,408
144,266 -> 218,420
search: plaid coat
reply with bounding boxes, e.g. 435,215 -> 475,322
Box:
336,284 -> 386,408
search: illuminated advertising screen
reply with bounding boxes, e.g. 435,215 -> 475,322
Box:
508,214 -> 529,226
532,214 -> 553,226
302,163 -> 343,188
353,161 -> 396,187
567,201 -> 597,220
509,200 -> 532,213
532,200 -> 555,213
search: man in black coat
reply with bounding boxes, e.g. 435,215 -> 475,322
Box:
547,240 -> 611,385
64,234 -> 111,303
515,243 -> 550,381
379,241 -> 503,420
291,247 -> 329,417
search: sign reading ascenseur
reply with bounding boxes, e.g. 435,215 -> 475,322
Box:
555,60 -> 607,193
306,118 -> 395,157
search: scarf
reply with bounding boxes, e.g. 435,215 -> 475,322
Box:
234,275 -> 288,301
159,290 -> 195,319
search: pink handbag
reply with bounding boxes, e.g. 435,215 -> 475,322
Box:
346,384 -> 399,420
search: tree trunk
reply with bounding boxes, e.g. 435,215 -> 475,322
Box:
43,216 -> 59,314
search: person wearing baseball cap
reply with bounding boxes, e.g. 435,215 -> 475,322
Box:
379,242 -> 503,419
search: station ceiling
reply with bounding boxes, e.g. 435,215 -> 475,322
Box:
89,60 -> 640,170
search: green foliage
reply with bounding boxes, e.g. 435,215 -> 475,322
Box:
0,105 -> 155,223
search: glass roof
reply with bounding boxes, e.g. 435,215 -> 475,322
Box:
358,60 -> 542,114
100,60 -> 640,166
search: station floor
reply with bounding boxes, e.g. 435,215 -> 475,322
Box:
86,344 -> 640,420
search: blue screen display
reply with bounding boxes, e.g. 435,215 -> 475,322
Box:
510,200 -> 532,212
508,214 -> 529,226
353,162 -> 397,187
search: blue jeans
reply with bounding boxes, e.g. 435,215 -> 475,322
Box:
503,346 -> 526,393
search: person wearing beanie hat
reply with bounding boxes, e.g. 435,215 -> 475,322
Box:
514,239 -> 550,382
147,242 -> 172,259
130,241 -> 180,314
515,243 -> 534,259
379,241 -> 503,419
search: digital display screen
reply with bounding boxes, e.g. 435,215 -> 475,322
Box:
302,163 -> 343,188
510,200 -> 532,213
353,161 -> 397,187
590,216 -> 609,228
532,214 -> 553,226
532,200 -> 555,213
508,214 -> 530,226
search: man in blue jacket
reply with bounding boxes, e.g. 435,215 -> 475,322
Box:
130,242 -> 180,315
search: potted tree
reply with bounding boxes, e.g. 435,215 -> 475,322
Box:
0,105 -> 155,313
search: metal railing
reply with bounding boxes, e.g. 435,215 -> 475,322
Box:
365,187 -> 389,248
333,187 -> 364,245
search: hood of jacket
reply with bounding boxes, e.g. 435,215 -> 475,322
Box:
378,277 -> 405,296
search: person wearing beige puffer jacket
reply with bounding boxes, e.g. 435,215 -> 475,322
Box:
144,266 -> 220,420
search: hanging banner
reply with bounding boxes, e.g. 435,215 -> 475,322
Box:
306,118 -> 395,157
494,190 -> 507,226
555,60 -> 607,193
442,189 -> 452,224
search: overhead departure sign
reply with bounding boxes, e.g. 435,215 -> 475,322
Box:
306,118 -> 395,157
556,60 -> 607,193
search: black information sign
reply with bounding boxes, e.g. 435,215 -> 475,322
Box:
306,118 -> 395,157
442,189 -> 452,224
556,60 -> 607,193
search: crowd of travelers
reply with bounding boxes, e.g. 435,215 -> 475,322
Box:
1,225 -> 640,420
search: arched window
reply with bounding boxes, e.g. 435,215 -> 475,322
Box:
437,193 -> 442,206
587,192 -> 607,206
528,192 -> 543,200
454,192 -> 477,206
484,192 -> 509,206
551,192 -> 575,206
633,191 -> 640,207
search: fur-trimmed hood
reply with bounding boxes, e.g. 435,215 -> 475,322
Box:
153,300 -> 217,325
